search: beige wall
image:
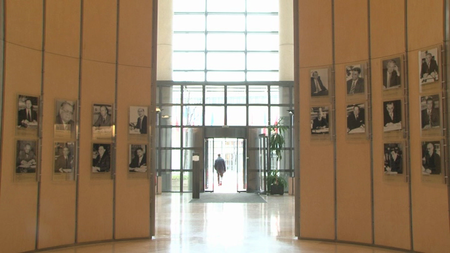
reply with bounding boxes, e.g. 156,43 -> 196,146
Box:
297,0 -> 450,252
0,1 -> 155,252
0,0 -> 449,252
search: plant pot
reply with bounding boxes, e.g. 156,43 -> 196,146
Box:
270,184 -> 284,195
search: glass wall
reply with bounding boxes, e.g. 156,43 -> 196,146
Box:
157,81 -> 293,192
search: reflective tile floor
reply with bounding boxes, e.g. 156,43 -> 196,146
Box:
40,193 -> 404,253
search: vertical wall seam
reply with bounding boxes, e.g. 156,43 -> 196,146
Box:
75,0 -> 84,244
331,0 -> 337,241
292,0 -> 301,238
404,0 -> 414,251
367,0 -> 375,246
444,0 -> 450,234
0,0 -> 5,197
36,0 -> 47,250
112,0 -> 120,240
150,0 -> 160,237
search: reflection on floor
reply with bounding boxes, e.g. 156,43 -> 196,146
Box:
41,193 -> 404,253
213,168 -> 237,193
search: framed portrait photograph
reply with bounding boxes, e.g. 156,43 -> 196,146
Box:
17,95 -> 39,129
420,94 -> 440,130
383,99 -> 402,132
346,103 -> 365,134
129,144 -> 148,173
54,100 -> 76,139
310,68 -> 329,97
16,140 -> 37,174
421,141 -> 441,175
54,142 -> 75,175
129,106 -> 148,135
92,103 -> 113,139
345,64 -> 365,95
384,143 -> 403,175
310,106 -> 329,135
419,48 -> 439,85
382,57 -> 402,90
92,143 -> 111,173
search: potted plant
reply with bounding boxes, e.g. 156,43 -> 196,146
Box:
267,117 -> 288,195
267,169 -> 287,195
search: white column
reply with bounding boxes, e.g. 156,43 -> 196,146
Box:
279,0 -> 294,81
157,0 -> 173,81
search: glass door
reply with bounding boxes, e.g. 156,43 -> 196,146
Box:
258,134 -> 268,193
204,138 -> 215,192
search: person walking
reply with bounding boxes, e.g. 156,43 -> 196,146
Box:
214,154 -> 226,186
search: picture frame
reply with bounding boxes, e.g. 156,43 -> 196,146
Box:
382,57 -> 402,90
420,94 -> 440,130
419,47 -> 439,86
16,139 -> 38,174
53,142 -> 75,180
92,103 -> 114,139
384,143 -> 403,175
54,99 -> 76,138
129,144 -> 148,173
92,143 -> 112,173
383,99 -> 402,132
345,64 -> 365,96
421,141 -> 442,175
310,68 -> 330,98
346,103 -> 366,134
17,95 -> 39,130
129,106 -> 148,135
310,106 -> 330,135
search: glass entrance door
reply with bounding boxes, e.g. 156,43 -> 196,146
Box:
204,138 -> 246,193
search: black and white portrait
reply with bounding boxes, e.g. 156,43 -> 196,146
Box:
345,65 -> 365,95
422,141 -> 441,175
383,100 -> 402,132
310,106 -> 329,135
310,68 -> 329,97
55,100 -> 75,131
419,48 -> 439,85
17,95 -> 39,129
54,142 -> 75,174
420,95 -> 440,129
16,140 -> 37,173
92,143 -> 111,173
129,106 -> 148,134
129,144 -> 148,173
92,104 -> 113,127
384,143 -> 403,174
382,57 -> 401,89
347,103 -> 365,134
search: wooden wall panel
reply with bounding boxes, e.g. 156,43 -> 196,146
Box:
115,66 -> 151,239
38,54 -> 79,249
0,46 -> 42,252
77,60 -> 115,243
297,0 -> 335,240
298,0 -> 333,67
82,0 -> 117,63
118,0 -> 153,67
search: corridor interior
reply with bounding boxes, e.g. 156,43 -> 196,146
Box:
39,193 -> 405,253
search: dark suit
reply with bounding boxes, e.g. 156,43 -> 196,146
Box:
382,70 -> 401,88
387,155 -> 402,173
421,108 -> 440,128
54,155 -> 73,172
310,77 -> 328,96
423,151 -> 441,174
93,114 -> 112,127
129,154 -> 147,168
383,109 -> 401,126
312,117 -> 328,129
18,108 -> 38,127
420,59 -> 438,78
93,153 -> 110,172
135,115 -> 147,134
346,78 -> 365,94
55,115 -> 75,130
347,110 -> 365,131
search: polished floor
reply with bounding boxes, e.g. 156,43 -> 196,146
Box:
40,193 -> 405,253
